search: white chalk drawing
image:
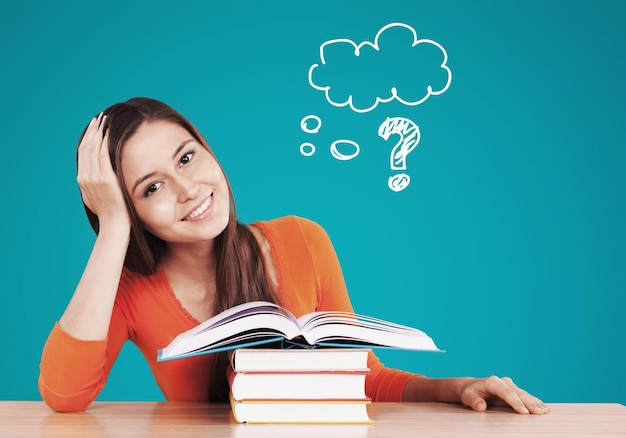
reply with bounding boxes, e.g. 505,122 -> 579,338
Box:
388,174 -> 411,192
308,22 -> 452,113
300,115 -> 322,134
378,117 -> 420,192
299,113 -> 361,161
300,142 -> 316,157
330,140 -> 361,161
303,23 -> 451,191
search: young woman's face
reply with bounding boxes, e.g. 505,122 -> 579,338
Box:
121,120 -> 230,244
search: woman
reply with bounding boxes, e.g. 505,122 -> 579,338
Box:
39,97 -> 549,414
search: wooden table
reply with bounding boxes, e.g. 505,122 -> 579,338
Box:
1,401 -> 624,437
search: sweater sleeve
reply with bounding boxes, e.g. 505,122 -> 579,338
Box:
38,304 -> 130,412
296,217 -> 418,402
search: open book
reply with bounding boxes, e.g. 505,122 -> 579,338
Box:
157,301 -> 440,361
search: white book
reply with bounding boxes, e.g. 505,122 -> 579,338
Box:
230,395 -> 373,424
229,348 -> 370,372
229,368 -> 368,401
232,423 -> 370,438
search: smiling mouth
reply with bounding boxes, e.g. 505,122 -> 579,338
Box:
182,194 -> 213,221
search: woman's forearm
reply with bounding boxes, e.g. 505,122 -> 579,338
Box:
59,219 -> 130,340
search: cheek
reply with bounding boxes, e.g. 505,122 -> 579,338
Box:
134,199 -> 173,231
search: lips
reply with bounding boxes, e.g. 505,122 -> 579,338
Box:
182,194 -> 213,221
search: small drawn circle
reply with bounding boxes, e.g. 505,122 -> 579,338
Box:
300,142 -> 316,157
388,173 -> 410,192
300,115 -> 322,134
330,140 -> 360,161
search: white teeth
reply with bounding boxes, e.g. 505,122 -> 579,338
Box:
184,196 -> 211,220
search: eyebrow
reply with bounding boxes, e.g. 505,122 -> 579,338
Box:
131,139 -> 196,195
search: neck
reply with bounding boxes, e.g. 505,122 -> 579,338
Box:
165,239 -> 215,266
161,242 -> 217,290
160,242 -> 218,321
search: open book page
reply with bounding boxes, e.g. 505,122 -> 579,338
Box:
159,302 -> 302,359
296,311 -> 439,350
180,301 -> 298,338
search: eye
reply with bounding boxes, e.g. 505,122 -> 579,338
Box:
143,182 -> 163,197
179,150 -> 196,166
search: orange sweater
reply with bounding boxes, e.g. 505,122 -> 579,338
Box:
39,216 -> 416,411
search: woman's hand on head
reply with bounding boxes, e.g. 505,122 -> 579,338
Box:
459,375 -> 550,415
77,113 -> 130,228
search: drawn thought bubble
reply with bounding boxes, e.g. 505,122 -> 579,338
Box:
308,22 -> 452,113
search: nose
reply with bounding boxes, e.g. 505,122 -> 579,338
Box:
176,175 -> 200,202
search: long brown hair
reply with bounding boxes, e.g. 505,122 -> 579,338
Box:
78,97 -> 280,401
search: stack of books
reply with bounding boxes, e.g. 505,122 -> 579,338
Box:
227,347 -> 373,424
157,300 -> 441,423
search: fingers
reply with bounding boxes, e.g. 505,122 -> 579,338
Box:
78,114 -> 103,200
460,377 -> 501,413
81,112 -> 106,147
485,376 -> 530,414
461,376 -> 550,415
510,380 -> 551,415
78,113 -> 107,171
100,124 -> 112,173
77,112 -> 114,214
470,398 -> 487,412
498,376 -> 550,415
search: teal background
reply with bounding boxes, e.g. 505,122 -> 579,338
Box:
1,0 -> 624,404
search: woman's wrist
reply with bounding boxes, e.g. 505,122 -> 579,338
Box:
97,214 -> 132,235
403,375 -> 474,403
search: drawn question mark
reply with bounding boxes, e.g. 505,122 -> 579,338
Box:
378,117 -> 421,192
